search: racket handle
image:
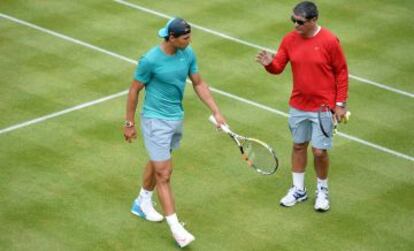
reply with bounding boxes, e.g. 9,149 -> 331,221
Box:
208,115 -> 231,134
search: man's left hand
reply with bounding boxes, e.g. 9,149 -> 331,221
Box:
334,106 -> 348,123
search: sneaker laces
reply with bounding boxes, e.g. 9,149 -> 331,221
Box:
140,199 -> 160,213
288,186 -> 297,195
289,186 -> 305,197
316,187 -> 328,199
172,222 -> 191,238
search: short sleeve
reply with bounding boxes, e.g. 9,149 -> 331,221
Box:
187,47 -> 199,75
134,56 -> 152,85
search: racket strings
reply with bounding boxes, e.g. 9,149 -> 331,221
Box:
243,141 -> 277,174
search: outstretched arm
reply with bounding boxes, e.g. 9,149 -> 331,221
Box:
189,73 -> 226,127
256,36 -> 290,74
256,50 -> 274,66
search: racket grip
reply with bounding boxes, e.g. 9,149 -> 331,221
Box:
208,115 -> 231,133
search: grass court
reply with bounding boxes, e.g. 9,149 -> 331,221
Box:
1,1 -> 413,250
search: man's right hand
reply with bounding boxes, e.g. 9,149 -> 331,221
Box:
124,126 -> 137,143
255,50 -> 274,66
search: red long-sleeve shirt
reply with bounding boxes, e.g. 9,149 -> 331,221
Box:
265,27 -> 348,111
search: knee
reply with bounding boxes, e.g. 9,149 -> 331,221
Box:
293,143 -> 308,153
155,168 -> 172,183
312,148 -> 327,159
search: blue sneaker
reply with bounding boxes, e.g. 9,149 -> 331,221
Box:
131,199 -> 164,222
280,186 -> 308,207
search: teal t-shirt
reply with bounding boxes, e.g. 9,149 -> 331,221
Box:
134,46 -> 198,120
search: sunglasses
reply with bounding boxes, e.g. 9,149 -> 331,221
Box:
291,16 -> 308,25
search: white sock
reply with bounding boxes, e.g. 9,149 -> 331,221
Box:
137,187 -> 153,204
317,178 -> 328,190
166,213 -> 181,231
292,172 -> 305,190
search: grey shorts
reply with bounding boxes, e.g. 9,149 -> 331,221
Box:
140,116 -> 183,161
288,107 -> 333,150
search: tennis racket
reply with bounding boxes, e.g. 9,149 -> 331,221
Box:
318,105 -> 351,138
208,115 -> 279,175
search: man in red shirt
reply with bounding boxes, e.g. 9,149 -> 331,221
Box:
256,1 -> 349,212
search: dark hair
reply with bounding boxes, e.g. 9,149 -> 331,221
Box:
293,1 -> 318,20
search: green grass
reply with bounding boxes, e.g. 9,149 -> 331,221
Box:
1,1 -> 413,250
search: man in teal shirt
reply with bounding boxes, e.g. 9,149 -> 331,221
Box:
123,17 -> 226,248
136,40 -> 198,120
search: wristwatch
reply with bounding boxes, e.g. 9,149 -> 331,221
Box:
124,120 -> 135,128
335,102 -> 346,108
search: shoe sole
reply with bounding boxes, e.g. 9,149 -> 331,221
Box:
176,236 -> 195,248
314,205 -> 330,212
131,208 -> 164,222
131,207 -> 145,218
280,195 -> 308,207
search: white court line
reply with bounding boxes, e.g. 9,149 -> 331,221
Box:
0,13 -> 136,65
0,90 -> 128,135
0,13 -> 412,162
114,0 -> 414,99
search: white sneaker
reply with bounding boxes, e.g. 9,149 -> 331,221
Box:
280,186 -> 308,207
172,224 -> 195,248
131,199 -> 164,222
314,187 -> 330,212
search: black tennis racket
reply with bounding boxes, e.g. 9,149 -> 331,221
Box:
209,115 -> 279,175
318,105 -> 351,138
